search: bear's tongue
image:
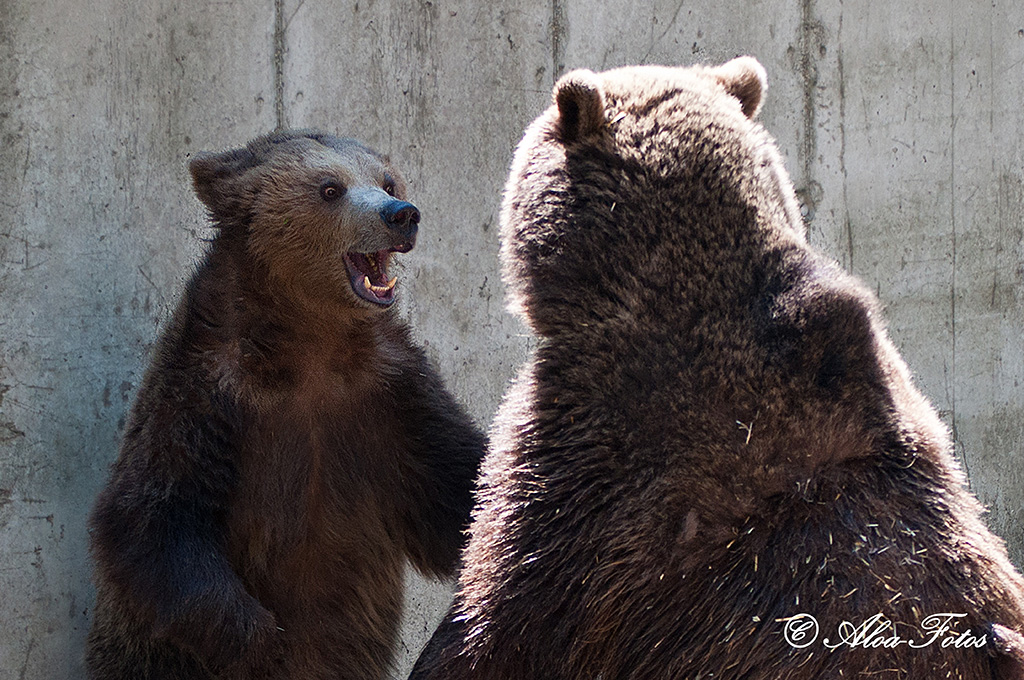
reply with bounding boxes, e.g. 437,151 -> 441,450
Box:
344,251 -> 397,306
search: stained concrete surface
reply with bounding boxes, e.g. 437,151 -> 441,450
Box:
1,1 -> 1022,678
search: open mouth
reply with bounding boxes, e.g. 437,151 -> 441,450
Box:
343,250 -> 398,306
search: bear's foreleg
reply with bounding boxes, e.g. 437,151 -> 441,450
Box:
88,391 -> 277,676
391,349 -> 486,579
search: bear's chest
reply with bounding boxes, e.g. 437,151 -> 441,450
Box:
226,363 -> 407,570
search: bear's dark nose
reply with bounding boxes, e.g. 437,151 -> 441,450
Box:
380,200 -> 420,241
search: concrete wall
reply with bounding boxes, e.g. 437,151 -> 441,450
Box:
1,0 -> 1022,677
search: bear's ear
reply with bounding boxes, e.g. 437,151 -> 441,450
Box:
553,69 -> 606,143
188,148 -> 257,215
710,56 -> 767,119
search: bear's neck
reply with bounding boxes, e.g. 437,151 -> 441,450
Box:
193,237 -> 389,387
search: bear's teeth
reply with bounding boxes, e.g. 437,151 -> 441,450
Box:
363,275 -> 398,295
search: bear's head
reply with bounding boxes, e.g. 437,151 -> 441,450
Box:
500,57 -> 806,335
189,129 -> 419,308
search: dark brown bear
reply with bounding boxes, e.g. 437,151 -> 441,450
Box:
86,130 -> 484,680
410,59 -> 1024,679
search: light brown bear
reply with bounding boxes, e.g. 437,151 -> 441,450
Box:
86,130 -> 484,679
410,59 -> 1024,679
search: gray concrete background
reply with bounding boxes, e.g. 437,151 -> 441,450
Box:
1,1 -> 1022,677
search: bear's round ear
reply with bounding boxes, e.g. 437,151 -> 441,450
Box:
553,69 -> 606,143
710,56 -> 767,119
188,148 -> 256,215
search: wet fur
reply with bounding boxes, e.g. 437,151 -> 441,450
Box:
86,130 -> 484,679
410,61 -> 1024,679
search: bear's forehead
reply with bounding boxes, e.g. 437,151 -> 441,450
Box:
271,141 -> 388,179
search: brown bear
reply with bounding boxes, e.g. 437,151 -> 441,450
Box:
86,130 -> 484,680
409,59 -> 1024,679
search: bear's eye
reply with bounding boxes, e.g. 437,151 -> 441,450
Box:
382,175 -> 397,197
320,181 -> 344,202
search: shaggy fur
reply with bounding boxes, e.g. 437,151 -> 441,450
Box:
410,59 -> 1024,679
86,130 -> 484,679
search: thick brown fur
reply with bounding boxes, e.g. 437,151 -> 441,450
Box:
410,59 -> 1024,679
86,130 -> 484,679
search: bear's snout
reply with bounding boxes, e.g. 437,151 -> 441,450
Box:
380,199 -> 420,246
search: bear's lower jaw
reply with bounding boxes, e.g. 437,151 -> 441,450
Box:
344,251 -> 397,306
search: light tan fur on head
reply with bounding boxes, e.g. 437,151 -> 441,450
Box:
247,141 -> 407,295
190,131 -> 415,310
